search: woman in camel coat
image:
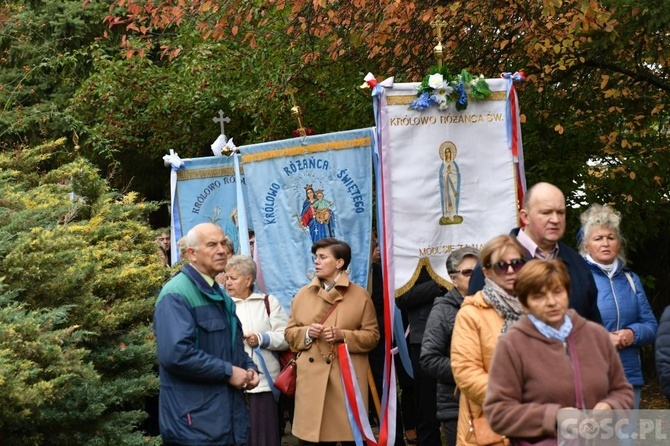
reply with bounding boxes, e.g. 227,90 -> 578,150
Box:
451,235 -> 527,446
285,238 -> 380,445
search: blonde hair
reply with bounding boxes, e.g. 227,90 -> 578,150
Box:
481,235 -> 526,270
578,204 -> 626,261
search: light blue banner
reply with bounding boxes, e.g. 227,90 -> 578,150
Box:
241,128 -> 375,312
172,156 -> 247,258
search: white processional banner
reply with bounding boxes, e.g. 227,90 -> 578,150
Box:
241,128 -> 375,312
380,78 -> 524,295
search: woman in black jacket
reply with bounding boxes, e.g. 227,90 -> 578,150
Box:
656,306 -> 670,401
419,246 -> 480,446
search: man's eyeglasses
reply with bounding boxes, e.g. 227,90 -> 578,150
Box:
451,268 -> 474,277
486,258 -> 526,275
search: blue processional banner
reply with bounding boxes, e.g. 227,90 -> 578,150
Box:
241,128 -> 375,312
171,155 -> 246,263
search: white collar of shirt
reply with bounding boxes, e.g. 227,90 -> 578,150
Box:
517,228 -> 559,260
190,263 -> 215,286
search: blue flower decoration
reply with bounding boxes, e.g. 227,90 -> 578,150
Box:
410,92 -> 438,110
455,82 -> 468,111
412,68 -> 492,111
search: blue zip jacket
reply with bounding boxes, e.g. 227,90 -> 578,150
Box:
154,263 -> 257,446
587,259 -> 657,387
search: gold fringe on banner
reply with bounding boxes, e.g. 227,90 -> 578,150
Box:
177,165 -> 240,181
394,257 -> 454,297
387,90 -> 507,106
241,137 -> 371,164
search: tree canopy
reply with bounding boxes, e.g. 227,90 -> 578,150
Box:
102,0 -> 669,299
0,139 -> 166,444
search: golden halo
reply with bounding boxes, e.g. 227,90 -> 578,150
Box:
439,141 -> 458,161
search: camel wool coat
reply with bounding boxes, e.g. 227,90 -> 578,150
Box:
285,273 -> 380,443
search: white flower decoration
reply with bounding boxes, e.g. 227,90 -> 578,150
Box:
428,73 -> 445,89
433,86 -> 453,109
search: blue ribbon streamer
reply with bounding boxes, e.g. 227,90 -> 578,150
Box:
233,153 -> 250,256
253,346 -> 280,402
393,307 -> 413,378
342,375 -> 366,446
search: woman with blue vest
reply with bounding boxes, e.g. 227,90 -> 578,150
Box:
579,204 -> 657,408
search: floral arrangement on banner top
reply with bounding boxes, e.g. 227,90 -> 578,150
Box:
410,68 -> 492,112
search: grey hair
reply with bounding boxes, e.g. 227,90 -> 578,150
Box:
225,255 -> 257,284
184,226 -> 234,254
177,236 -> 188,257
578,204 -> 626,261
185,227 -> 200,250
446,246 -> 481,274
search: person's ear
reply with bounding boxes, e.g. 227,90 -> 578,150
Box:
336,259 -> 345,271
519,208 -> 530,226
186,247 -> 197,262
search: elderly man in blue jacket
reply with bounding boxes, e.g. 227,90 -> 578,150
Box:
154,222 -> 259,446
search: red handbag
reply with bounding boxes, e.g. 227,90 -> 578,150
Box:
274,355 -> 297,397
274,300 -> 341,397
277,349 -> 295,369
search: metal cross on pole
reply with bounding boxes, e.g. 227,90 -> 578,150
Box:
286,86 -> 307,137
430,15 -> 448,69
213,110 -> 231,136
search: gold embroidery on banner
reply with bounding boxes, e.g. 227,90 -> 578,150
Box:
241,137 -> 371,163
386,90 -> 507,106
395,258 -> 453,297
387,96 -> 416,106
177,166 -> 241,180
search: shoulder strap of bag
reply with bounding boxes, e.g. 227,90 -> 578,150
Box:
624,271 -> 637,295
264,294 -> 270,316
318,286 -> 347,323
566,335 -> 586,410
319,300 -> 340,324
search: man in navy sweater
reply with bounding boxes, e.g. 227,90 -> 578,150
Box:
468,182 -> 601,323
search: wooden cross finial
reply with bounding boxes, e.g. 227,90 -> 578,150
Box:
213,110 -> 231,136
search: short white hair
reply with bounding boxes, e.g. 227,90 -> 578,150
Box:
185,227 -> 200,251
578,204 -> 626,261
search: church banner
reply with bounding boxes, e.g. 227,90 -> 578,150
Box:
170,155 -> 246,263
241,128 -> 375,312
374,77 -> 524,295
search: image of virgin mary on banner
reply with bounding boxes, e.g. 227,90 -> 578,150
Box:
242,128 -> 374,312
374,77 -> 525,295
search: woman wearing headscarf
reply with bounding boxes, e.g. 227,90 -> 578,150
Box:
451,234 -> 527,446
